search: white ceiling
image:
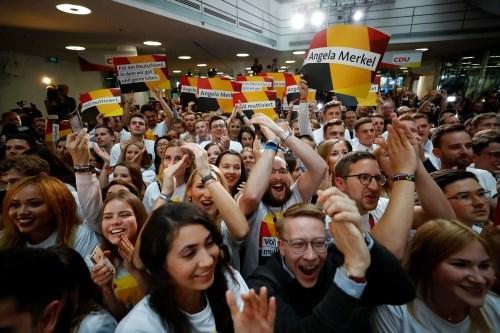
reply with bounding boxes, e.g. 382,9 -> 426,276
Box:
1,0 -> 499,78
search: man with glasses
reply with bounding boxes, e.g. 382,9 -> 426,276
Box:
199,115 -> 242,152
432,123 -> 497,218
247,197 -> 415,332
432,169 -> 491,232
334,120 -> 455,259
239,113 -> 327,277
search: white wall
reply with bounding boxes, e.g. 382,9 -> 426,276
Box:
0,53 -> 102,116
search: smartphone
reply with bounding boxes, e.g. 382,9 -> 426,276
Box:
90,245 -> 115,273
68,111 -> 84,133
91,245 -> 106,265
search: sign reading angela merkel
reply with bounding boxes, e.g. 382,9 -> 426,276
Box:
196,78 -> 242,113
113,55 -> 171,93
302,25 -> 390,98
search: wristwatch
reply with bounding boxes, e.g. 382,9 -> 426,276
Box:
201,173 -> 216,184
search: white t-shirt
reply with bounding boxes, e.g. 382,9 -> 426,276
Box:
116,269 -> 248,333
26,224 -> 100,267
77,309 -> 117,333
467,167 -> 498,197
199,140 -> 242,153
372,294 -> 500,333
143,182 -> 187,214
240,185 -> 303,278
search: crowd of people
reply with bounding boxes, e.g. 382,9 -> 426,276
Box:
0,79 -> 499,333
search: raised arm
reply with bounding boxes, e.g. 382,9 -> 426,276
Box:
238,124 -> 277,216
413,159 -> 456,228
152,88 -> 176,129
250,113 -> 327,202
184,143 -> 249,240
121,92 -> 134,129
297,80 -> 314,137
66,129 -> 103,234
371,119 -> 418,259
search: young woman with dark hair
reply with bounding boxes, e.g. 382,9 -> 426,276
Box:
117,202 -> 275,333
215,150 -> 247,197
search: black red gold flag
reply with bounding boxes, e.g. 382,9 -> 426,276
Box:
232,91 -> 277,120
236,75 -> 274,92
302,25 -> 390,98
179,76 -> 198,108
196,78 -> 242,113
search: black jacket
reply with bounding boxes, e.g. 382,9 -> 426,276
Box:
247,239 -> 415,333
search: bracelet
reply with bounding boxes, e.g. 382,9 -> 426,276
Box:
393,173 -> 416,182
158,192 -> 172,202
74,165 -> 95,173
74,164 -> 92,169
264,140 -> 279,153
278,130 -> 292,141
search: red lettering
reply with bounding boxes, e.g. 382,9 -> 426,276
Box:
393,57 -> 410,63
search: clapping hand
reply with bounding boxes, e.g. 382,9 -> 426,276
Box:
226,287 -> 276,333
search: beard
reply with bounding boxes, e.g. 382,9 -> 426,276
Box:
262,181 -> 292,207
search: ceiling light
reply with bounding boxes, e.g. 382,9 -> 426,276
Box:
285,60 -> 295,64
415,48 -> 428,52
56,4 -> 91,15
292,13 -> 305,29
42,77 -> 52,85
278,69 -> 285,73
172,70 -> 182,74
462,56 -> 474,59
311,11 -> 325,27
245,67 -> 251,70
65,45 -> 85,51
236,53 -> 249,57
197,64 -> 207,67
352,10 -> 364,22
280,66 -> 287,69
400,67 -> 407,70
143,41 -> 162,46
217,72 -> 224,75
293,50 -> 306,55
178,56 -> 191,60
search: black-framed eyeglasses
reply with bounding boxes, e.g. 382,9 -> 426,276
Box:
281,238 -> 328,255
447,189 -> 491,203
344,173 -> 386,186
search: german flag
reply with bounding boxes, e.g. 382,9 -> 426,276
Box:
236,75 -> 273,92
179,76 -> 198,108
79,88 -> 122,128
233,91 -> 277,120
196,78 -> 242,114
259,72 -> 286,100
113,55 -> 171,93
302,24 -> 390,98
284,73 -> 301,104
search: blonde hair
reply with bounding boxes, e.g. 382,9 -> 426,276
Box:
405,219 -> 493,332
156,140 -> 193,185
0,175 -> 80,249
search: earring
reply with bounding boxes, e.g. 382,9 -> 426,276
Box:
188,197 -> 192,202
